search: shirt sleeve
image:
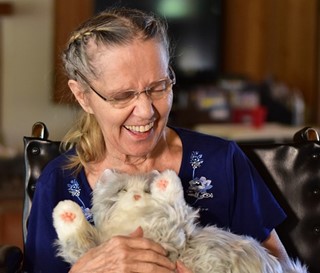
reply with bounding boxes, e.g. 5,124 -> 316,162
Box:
23,165 -> 71,273
226,141 -> 286,241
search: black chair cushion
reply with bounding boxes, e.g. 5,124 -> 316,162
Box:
0,245 -> 23,273
240,140 -> 320,273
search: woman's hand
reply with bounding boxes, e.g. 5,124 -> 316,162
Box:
69,227 -> 176,273
176,260 -> 193,273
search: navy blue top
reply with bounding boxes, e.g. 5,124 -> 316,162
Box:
23,127 -> 286,272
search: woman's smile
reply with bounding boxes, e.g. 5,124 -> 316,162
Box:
124,121 -> 154,133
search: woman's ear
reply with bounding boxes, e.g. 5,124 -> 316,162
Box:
68,79 -> 94,114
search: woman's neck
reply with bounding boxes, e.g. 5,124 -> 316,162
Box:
85,127 -> 182,187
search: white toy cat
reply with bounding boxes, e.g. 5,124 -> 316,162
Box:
53,169 -> 308,273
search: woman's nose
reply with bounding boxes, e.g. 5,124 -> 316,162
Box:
132,92 -> 155,117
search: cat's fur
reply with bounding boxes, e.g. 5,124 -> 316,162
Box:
53,169 -> 308,273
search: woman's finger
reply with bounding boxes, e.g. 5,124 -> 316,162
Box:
129,226 -> 144,238
176,260 -> 193,273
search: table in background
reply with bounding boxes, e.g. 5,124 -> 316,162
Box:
194,123 -> 312,144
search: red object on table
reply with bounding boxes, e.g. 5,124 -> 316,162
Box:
232,106 -> 267,128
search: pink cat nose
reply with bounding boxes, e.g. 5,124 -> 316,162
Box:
133,194 -> 141,200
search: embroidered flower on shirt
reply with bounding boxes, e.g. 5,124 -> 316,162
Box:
188,176 -> 213,200
82,208 -> 93,223
187,151 -> 214,202
190,151 -> 203,174
67,179 -> 81,197
67,179 -> 93,223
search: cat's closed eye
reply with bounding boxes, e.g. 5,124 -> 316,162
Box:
144,185 -> 151,194
118,188 -> 127,193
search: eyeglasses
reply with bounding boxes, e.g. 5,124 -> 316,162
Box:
75,67 -> 176,108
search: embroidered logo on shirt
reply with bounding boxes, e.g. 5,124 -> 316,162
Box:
187,151 -> 213,202
67,179 -> 93,223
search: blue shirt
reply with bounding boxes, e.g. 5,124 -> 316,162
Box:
23,127 -> 286,272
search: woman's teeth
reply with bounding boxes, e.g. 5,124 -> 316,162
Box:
125,122 -> 154,133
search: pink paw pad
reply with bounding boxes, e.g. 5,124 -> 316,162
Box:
60,211 -> 77,223
156,179 -> 169,191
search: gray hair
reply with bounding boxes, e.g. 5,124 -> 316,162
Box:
62,7 -> 170,83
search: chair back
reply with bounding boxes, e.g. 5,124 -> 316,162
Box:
240,127 -> 320,273
23,122 -> 61,243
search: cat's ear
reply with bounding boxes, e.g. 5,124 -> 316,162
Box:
99,169 -> 117,183
149,170 -> 160,181
151,170 -> 160,175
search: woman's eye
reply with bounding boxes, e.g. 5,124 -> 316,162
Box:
112,91 -> 135,101
150,80 -> 168,91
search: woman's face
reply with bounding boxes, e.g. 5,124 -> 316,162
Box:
73,39 -> 173,158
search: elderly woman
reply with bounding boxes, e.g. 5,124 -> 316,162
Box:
24,7 -> 291,273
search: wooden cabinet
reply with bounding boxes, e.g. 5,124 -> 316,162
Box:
222,0 -> 318,124
53,0 -> 93,103
0,156 -> 24,250
0,199 -> 23,250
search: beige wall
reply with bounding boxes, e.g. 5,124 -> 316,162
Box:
0,0 -> 78,152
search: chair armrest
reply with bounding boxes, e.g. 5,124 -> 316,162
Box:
0,245 -> 23,273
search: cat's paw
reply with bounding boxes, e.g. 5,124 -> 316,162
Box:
60,211 -> 77,223
53,200 -> 86,240
151,170 -> 184,204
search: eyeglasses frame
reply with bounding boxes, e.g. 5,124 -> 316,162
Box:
75,66 -> 176,104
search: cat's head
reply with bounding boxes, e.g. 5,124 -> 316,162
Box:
91,169 -> 185,228
92,169 -> 153,227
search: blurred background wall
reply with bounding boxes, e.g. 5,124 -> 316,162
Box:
0,0 -> 319,152
0,0 -> 77,152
